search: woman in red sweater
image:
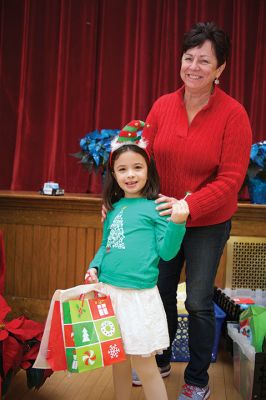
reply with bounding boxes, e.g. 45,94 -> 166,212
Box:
135,22 -> 252,400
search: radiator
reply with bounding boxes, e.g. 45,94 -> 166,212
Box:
225,236 -> 266,290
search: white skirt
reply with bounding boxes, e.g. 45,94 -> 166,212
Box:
99,283 -> 169,357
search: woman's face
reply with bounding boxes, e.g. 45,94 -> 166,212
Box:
180,40 -> 225,92
113,150 -> 148,198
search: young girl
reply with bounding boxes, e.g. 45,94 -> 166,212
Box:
85,120 -> 188,400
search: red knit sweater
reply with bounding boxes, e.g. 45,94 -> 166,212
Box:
143,86 -> 252,227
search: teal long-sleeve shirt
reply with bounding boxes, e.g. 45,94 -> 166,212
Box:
89,197 -> 186,289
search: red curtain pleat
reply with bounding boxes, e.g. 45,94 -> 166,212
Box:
249,0 -> 266,141
0,0 -> 265,194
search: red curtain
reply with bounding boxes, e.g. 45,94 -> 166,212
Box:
0,0 -> 265,194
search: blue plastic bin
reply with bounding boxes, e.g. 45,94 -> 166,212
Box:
171,303 -> 226,362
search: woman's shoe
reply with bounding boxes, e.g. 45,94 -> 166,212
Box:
177,384 -> 210,399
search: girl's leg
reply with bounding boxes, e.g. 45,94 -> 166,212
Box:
112,356 -> 132,400
132,355 -> 168,400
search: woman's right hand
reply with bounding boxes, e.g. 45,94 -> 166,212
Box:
155,194 -> 178,216
101,204 -> 108,223
85,268 -> 99,284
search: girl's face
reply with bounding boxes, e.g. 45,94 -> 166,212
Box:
180,40 -> 225,92
113,150 -> 148,198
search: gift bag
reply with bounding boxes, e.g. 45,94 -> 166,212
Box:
34,284 -> 126,373
239,305 -> 266,352
62,289 -> 126,373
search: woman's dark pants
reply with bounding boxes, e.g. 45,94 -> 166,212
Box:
156,220 -> 231,387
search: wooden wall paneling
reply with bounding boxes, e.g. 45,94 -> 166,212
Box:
75,227 -> 87,285
95,228 -> 103,250
48,226 -> 59,297
66,227 -> 77,289
0,223 -> 15,295
14,224 -> 24,297
57,227 -> 68,290
31,225 -> 41,298
21,224 -> 33,296
85,227 -> 96,269
232,219 -> 265,237
38,225 -> 51,299
10,224 -> 16,294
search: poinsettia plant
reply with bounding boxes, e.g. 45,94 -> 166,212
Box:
245,141 -> 266,204
71,129 -> 120,173
0,295 -> 52,397
247,141 -> 266,181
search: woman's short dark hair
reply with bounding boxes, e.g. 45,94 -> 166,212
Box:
182,22 -> 230,67
103,145 -> 160,210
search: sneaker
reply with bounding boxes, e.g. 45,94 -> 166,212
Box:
132,364 -> 171,386
177,384 -> 210,400
159,364 -> 171,378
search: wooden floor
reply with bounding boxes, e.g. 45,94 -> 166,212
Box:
5,348 -> 242,400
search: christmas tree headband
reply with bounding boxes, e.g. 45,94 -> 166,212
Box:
110,120 -> 150,165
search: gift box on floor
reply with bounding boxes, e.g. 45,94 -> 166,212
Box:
227,323 -> 266,400
171,303 -> 226,362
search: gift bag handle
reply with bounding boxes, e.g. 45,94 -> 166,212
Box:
79,289 -> 102,309
59,283 -> 106,304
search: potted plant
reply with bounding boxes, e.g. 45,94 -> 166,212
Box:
246,141 -> 266,204
71,129 -> 119,174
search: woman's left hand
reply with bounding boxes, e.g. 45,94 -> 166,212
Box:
155,193 -> 178,216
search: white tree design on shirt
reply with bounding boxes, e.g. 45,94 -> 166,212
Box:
106,207 -> 126,250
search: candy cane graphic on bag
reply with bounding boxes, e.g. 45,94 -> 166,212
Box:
82,350 -> 97,366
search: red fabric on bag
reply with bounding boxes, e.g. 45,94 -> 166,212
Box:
47,301 -> 67,371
